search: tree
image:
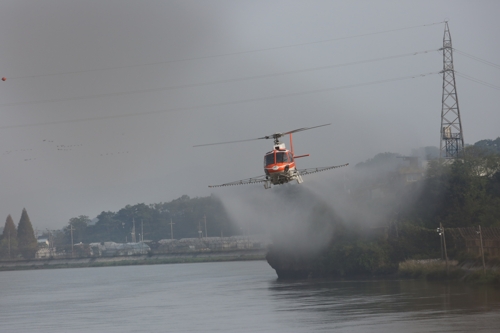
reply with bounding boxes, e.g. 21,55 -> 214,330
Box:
17,208 -> 37,259
474,137 -> 500,154
0,215 -> 18,259
64,215 -> 90,244
408,146 -> 500,228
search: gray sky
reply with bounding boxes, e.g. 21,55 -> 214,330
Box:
0,0 -> 499,230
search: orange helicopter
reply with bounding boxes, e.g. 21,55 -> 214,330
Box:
194,124 -> 348,189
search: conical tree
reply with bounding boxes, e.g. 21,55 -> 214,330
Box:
0,215 -> 18,259
17,208 -> 37,259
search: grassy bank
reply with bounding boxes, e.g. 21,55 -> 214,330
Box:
398,259 -> 500,284
0,251 -> 266,272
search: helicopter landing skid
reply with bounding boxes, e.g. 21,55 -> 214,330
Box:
295,172 -> 304,184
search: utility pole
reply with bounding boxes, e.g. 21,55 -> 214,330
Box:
170,218 -> 175,240
141,219 -> 144,242
47,229 -> 53,257
132,218 -> 136,243
439,21 -> 465,161
204,215 -> 208,238
122,222 -> 126,243
440,228 -> 444,260
440,223 -> 449,274
437,225 -> 444,260
7,230 -> 10,258
46,229 -> 50,256
70,223 -> 74,258
478,225 -> 486,274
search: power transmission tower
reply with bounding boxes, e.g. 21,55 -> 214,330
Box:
440,21 -> 465,161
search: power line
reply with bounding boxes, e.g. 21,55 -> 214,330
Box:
455,71 -> 500,90
454,49 -> 500,70
0,49 -> 439,108
0,71 -> 440,130
7,21 -> 444,81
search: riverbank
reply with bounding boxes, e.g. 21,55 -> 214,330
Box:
398,259 -> 500,284
0,249 -> 266,271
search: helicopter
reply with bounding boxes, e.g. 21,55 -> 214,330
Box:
194,124 -> 348,189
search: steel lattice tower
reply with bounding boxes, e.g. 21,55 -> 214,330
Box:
440,22 -> 464,160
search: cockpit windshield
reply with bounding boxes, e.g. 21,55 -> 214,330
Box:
264,153 -> 275,166
276,152 -> 288,163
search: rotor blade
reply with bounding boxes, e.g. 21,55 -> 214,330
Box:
283,123 -> 331,135
194,123 -> 331,147
193,137 -> 268,147
208,175 -> 268,188
250,123 -> 332,142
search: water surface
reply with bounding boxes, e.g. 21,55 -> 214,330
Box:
1,261 -> 499,332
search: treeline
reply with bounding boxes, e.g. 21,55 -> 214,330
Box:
49,194 -> 237,250
268,140 -> 500,278
407,146 -> 500,229
0,209 -> 38,259
474,137 -> 500,154
350,144 -> 500,230
2,195 -> 238,259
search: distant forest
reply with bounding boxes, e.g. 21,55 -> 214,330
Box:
46,195 -> 238,249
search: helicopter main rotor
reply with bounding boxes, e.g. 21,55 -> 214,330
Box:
193,123 -> 330,147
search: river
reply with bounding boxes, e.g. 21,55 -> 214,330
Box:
1,260 -> 499,332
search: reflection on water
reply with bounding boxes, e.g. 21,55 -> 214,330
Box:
268,278 -> 500,332
0,261 -> 499,332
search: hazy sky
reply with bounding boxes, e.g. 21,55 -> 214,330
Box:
0,0 -> 499,230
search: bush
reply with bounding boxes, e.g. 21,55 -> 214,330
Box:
463,270 -> 500,284
398,259 -> 464,280
317,240 -> 397,276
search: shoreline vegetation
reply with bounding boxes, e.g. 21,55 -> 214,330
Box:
398,259 -> 500,284
2,249 -> 499,286
0,249 -> 266,271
